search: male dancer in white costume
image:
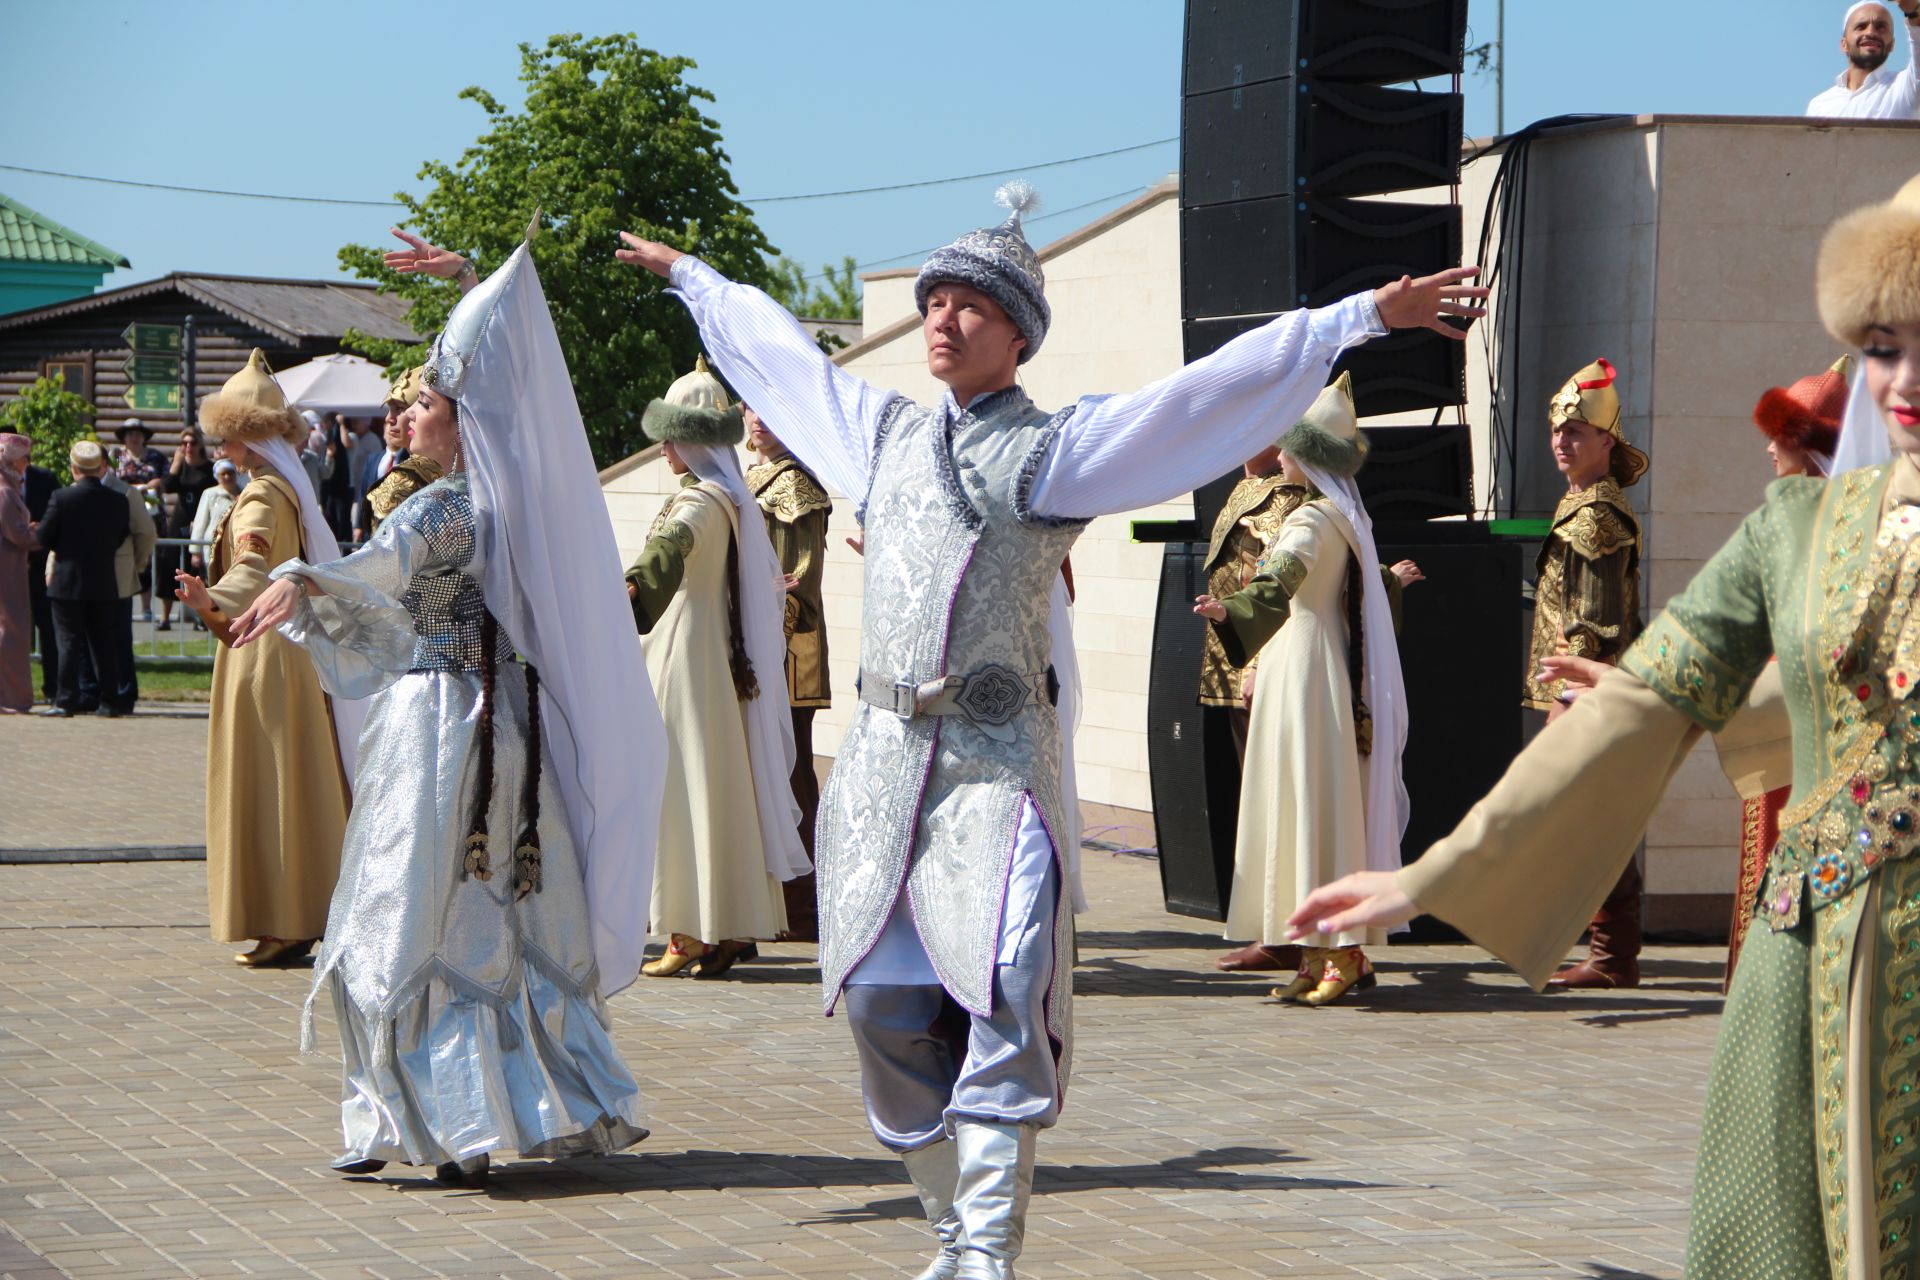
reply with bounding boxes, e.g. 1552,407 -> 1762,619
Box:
617,186 -> 1483,1279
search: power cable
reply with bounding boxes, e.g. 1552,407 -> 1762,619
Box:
0,163 -> 403,208
798,181 -> 1158,283
740,137 -> 1176,203
0,136 -> 1176,210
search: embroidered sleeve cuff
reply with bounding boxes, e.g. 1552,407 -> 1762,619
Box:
1621,611 -> 1756,734
1260,550 -> 1311,597
1308,291 -> 1388,358
666,254 -> 724,307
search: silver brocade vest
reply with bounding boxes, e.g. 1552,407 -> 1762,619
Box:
817,386 -> 1087,1027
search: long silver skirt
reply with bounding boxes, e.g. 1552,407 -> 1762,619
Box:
304,664 -> 646,1165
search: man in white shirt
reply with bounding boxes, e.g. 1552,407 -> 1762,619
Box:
617,194 -> 1483,1280
1807,0 -> 1920,119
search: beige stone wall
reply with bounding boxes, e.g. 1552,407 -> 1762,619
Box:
1471,116 -> 1920,922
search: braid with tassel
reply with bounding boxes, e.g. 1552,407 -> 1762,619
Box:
512,661 -> 544,900
725,528 -> 759,701
463,613 -> 498,881
1344,549 -> 1373,757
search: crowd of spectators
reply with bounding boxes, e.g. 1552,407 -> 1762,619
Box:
0,409 -> 389,714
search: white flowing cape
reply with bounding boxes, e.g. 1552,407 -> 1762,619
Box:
457,242 -> 668,997
1294,459 -> 1411,891
677,441 -> 811,882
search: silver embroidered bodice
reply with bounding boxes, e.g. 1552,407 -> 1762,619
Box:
817,386 -> 1085,1024
397,482 -> 512,673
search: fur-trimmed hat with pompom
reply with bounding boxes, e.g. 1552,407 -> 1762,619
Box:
1818,172 -> 1920,349
1753,355 -> 1852,459
642,355 -> 744,447
198,348 -> 305,445
1277,372 -> 1369,477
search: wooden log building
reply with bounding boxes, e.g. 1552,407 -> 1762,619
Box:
0,272 -> 418,445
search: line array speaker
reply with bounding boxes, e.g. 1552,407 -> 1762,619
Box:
1182,196 -> 1462,313
1185,0 -> 1470,94
1183,81 -> 1464,205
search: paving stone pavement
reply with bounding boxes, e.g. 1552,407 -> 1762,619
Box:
0,712 -> 1720,1280
0,708 -> 209,852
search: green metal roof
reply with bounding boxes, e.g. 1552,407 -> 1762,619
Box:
0,193 -> 128,268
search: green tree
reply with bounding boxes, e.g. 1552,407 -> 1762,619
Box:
766,255 -> 862,320
0,371 -> 96,473
339,33 -> 778,467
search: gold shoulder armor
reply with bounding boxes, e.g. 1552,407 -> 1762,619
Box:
1560,502 -> 1639,560
367,457 -> 445,521
758,464 -> 832,522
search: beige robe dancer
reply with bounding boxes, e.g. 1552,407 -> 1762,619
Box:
203,469 -> 349,941
1220,502 -> 1381,948
635,482 -> 787,943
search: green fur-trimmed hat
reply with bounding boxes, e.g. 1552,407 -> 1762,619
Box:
643,355 -> 744,447
1276,372 -> 1368,477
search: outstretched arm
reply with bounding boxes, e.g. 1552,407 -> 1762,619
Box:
615,236 -> 890,500
1028,268 -> 1486,520
1898,2 -> 1920,112
384,228 -> 479,294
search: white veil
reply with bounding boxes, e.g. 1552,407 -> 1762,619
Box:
444,240 -> 668,997
249,431 -> 367,783
1293,460 -> 1412,892
675,440 -> 811,882
1830,360 -> 1892,475
1047,569 -> 1088,913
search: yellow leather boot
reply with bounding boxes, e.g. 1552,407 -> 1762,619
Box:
1270,948 -> 1323,1002
641,934 -> 709,977
1301,946 -> 1376,1006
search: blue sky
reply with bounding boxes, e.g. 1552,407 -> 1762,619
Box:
0,0 -> 1890,295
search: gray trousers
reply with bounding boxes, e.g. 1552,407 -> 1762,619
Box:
844,870 -> 1060,1152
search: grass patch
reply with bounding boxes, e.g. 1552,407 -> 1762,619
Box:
31,658 -> 212,702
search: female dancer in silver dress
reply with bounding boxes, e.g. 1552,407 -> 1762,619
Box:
232,228 -> 665,1185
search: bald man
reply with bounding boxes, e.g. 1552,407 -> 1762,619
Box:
1807,0 -> 1920,118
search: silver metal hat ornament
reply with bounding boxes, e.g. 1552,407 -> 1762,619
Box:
424,209 -> 542,401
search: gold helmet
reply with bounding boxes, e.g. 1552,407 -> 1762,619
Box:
1549,358 -> 1647,487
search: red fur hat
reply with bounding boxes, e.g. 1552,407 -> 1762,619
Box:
1752,356 -> 1852,458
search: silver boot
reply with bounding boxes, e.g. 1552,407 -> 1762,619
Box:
951,1121 -> 1038,1280
901,1140 -> 965,1280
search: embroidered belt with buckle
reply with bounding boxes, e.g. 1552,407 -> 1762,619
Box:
858,662 -> 1054,743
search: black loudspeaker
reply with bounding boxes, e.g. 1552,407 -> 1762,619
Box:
1185,0 -> 1470,93
1370,526 -> 1528,942
1145,527 -> 1531,928
1183,317 -> 1468,419
1355,425 -> 1474,521
1146,541 -> 1245,920
1182,81 -> 1464,204
1182,197 -> 1461,313
1179,0 -> 1467,419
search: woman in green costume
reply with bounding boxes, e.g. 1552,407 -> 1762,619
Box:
1291,173 -> 1920,1278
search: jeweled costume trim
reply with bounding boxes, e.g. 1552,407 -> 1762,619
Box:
1624,465 -> 1920,1274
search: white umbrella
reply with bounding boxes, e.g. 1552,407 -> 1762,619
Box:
273,353 -> 392,415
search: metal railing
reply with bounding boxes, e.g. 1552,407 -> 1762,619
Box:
31,530 -> 369,666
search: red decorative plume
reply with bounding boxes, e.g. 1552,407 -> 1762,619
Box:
1577,358 -> 1618,392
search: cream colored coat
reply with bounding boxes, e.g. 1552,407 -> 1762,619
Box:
203,469 -> 348,942
642,483 -> 786,944
1228,503 -> 1383,948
